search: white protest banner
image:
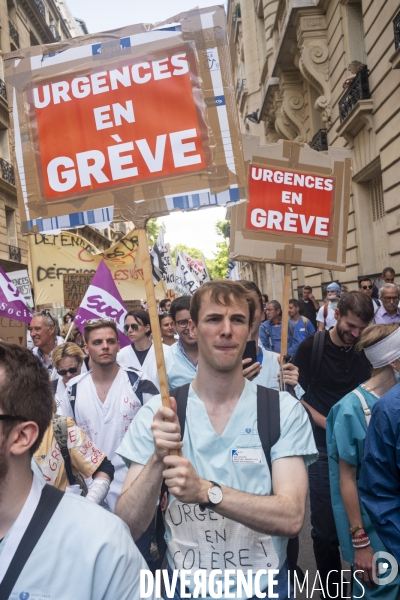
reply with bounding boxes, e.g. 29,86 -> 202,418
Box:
6,270 -> 33,309
174,252 -> 200,296
226,260 -> 239,281
181,250 -> 209,285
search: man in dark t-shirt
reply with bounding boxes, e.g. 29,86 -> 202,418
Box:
299,285 -> 319,329
294,291 -> 374,599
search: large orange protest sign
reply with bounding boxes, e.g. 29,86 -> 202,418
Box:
32,49 -> 207,201
246,166 -> 334,239
5,6 -> 246,234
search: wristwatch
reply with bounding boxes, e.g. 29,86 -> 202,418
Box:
199,481 -> 223,512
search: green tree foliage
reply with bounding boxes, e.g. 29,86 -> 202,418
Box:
208,220 -> 230,279
146,218 -> 160,246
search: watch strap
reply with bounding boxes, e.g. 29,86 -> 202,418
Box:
199,481 -> 221,511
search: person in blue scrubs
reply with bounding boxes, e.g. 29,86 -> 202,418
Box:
116,280 -> 317,600
260,300 -> 300,357
327,323 -> 400,598
288,299 -> 315,344
164,296 -> 198,389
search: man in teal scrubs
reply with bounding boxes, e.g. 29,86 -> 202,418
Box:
117,280 -> 317,599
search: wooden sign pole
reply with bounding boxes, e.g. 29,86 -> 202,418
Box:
280,263 -> 292,390
137,228 -> 171,410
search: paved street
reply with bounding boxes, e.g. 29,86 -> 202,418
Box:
296,495 -> 351,599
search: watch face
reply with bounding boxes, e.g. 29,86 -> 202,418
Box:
208,485 -> 223,505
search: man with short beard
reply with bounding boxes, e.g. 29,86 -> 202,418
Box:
294,291 -> 374,599
0,342 -> 158,600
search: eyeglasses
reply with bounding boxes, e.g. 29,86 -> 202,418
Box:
124,323 -> 140,333
57,366 -> 79,376
176,319 -> 189,328
41,310 -> 57,328
361,285 -> 372,290
382,297 -> 399,303
0,415 -> 26,422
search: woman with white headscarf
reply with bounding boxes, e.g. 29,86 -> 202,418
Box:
327,323 -> 400,599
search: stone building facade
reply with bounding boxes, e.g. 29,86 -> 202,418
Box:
228,0 -> 400,302
0,0 -> 86,275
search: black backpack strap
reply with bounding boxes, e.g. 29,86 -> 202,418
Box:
256,385 -> 280,475
69,383 -> 77,419
0,485 -> 63,598
170,383 -> 190,439
309,330 -> 326,386
52,416 -> 75,486
256,385 -> 301,579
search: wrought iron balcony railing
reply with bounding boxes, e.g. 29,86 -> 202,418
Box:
9,20 -> 19,47
0,159 -> 15,186
310,129 -> 328,152
34,0 -> 46,19
394,10 -> 400,50
339,66 -> 371,123
49,24 -> 61,42
9,245 -> 21,262
0,80 -> 7,103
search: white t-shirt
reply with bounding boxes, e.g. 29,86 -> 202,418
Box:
117,342 -> 169,391
316,304 -> 337,330
59,367 -> 144,512
118,380 -> 317,598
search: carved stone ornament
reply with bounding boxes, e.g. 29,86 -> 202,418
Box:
280,83 -> 308,143
298,39 -> 332,127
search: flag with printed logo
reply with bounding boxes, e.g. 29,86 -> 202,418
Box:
0,267 -> 33,323
74,260 -> 130,348
181,250 -> 210,285
150,229 -> 174,289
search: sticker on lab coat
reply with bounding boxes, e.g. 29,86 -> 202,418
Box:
231,448 -> 262,463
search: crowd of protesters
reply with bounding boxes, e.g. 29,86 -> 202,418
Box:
1,268 -> 400,598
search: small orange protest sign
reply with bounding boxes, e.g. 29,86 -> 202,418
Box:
246,166 -> 334,239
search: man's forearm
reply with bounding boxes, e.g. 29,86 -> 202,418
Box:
211,484 -> 306,538
301,400 -> 326,429
116,454 -> 164,540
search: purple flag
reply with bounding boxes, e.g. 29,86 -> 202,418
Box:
0,267 -> 32,323
74,260 -> 131,348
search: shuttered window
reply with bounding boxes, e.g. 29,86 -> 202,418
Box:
6,208 -> 17,246
347,3 -> 367,64
370,174 -> 385,222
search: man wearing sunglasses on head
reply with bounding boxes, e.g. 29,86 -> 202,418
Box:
29,311 -> 64,377
359,277 -> 381,312
58,319 -> 158,514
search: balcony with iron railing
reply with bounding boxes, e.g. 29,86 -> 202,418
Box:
34,0 -> 46,19
0,80 -> 7,104
49,23 -> 61,42
390,10 -> 400,69
339,67 -> 371,123
9,20 -> 19,47
309,129 -> 328,152
337,66 -> 373,140
9,245 -> 21,262
0,159 -> 15,186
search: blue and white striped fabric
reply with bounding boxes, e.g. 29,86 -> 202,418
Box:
27,206 -> 113,233
165,186 -> 240,211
